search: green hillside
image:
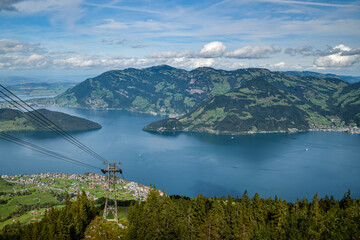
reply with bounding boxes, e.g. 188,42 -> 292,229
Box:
144,77 -> 309,134
0,108 -> 101,132
33,66 -> 360,134
334,81 -> 360,126
37,66 -> 291,115
144,69 -> 359,134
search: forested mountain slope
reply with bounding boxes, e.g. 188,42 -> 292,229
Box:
144,77 -> 310,134
34,65 -> 360,134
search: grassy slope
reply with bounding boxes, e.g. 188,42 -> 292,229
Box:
334,82 -> 360,126
181,77 -> 309,133
145,77 -> 310,133
144,69 -> 359,133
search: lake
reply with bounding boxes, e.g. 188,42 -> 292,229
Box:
1,107 -> 359,202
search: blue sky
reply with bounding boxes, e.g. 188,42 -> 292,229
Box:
0,0 -> 360,79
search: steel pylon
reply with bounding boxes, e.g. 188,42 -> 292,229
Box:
101,162 -> 122,222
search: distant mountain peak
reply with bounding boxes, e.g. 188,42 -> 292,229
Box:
147,64 -> 178,71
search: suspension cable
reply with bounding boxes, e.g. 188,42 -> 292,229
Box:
0,132 -> 101,170
0,84 -> 108,163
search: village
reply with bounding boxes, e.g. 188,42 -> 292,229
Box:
1,172 -> 153,201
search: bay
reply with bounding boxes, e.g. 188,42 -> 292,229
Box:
0,107 -> 359,201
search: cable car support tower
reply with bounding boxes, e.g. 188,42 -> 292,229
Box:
101,162 -> 122,222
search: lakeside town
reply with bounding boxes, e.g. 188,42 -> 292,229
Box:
1,172 -> 155,201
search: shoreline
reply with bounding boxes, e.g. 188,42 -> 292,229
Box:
3,101 -> 359,135
144,126 -> 360,136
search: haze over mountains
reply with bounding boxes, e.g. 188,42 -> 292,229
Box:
283,71 -> 360,84
33,65 -> 360,134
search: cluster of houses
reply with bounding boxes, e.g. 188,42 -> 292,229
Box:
1,172 -> 157,201
310,123 -> 360,134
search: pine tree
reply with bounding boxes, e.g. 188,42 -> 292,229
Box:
200,200 -> 227,240
189,194 -> 207,239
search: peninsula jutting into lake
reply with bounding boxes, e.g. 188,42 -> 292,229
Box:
32,66 -> 360,135
0,108 -> 101,132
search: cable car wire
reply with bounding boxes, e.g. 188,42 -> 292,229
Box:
0,84 -> 108,163
0,88 -> 107,163
0,92 -> 106,163
0,132 -> 101,170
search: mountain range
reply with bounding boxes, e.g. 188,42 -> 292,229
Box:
33,65 -> 360,134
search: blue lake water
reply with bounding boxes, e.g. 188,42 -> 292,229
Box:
1,107 -> 359,201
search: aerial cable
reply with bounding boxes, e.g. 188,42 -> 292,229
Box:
0,85 -> 108,163
0,132 -> 101,170
0,84 -> 107,163
0,87 -> 107,163
0,92 -> 106,163
0,91 -> 106,163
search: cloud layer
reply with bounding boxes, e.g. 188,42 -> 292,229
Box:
0,0 -> 360,75
225,46 -> 281,59
314,44 -> 360,68
149,42 -> 281,60
0,39 -> 359,72
0,39 -> 45,54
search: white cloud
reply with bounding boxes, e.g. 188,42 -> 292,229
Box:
28,54 -> 44,61
333,44 -> 351,52
0,38 -> 358,73
0,54 -> 48,69
285,46 -> 313,56
171,58 -> 215,69
273,61 -> 286,68
199,41 -> 227,58
261,61 -> 304,71
314,44 -> 360,68
314,55 -> 359,68
285,44 -> 358,58
0,39 -> 44,54
225,46 -> 281,59
53,55 -> 102,68
149,42 -> 280,59
148,50 -> 195,59
341,48 -> 360,56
